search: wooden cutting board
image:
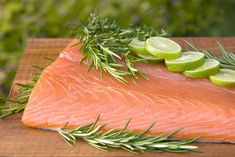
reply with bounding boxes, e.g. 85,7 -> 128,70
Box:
1,38 -> 235,157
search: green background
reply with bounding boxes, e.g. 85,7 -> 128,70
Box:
1,0 -> 235,97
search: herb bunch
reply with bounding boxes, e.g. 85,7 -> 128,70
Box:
185,41 -> 235,70
58,115 -> 199,153
74,14 -> 167,82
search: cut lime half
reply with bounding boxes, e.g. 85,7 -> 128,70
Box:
210,69 -> 235,86
183,59 -> 220,78
145,37 -> 181,59
165,51 -> 205,72
137,54 -> 163,63
128,38 -> 149,55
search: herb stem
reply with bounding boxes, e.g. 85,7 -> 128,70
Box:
75,14 -> 167,82
58,115 -> 199,153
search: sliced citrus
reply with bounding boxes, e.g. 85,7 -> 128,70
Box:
183,59 -> 220,78
145,37 -> 181,59
137,54 -> 163,63
165,51 -> 205,72
128,38 -> 149,55
210,69 -> 235,86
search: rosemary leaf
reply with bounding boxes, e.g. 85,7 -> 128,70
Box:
185,40 -> 235,70
0,57 -> 54,119
58,115 -> 199,154
0,71 -> 41,119
74,14 -> 167,83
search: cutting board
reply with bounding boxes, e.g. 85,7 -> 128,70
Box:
1,38 -> 235,157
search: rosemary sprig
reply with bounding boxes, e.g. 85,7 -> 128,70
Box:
185,40 -> 235,70
0,56 -> 54,119
58,115 -> 199,153
75,14 -> 167,83
0,68 -> 42,119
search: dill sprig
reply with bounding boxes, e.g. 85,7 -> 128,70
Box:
185,40 -> 235,70
74,14 -> 167,83
58,115 -> 199,154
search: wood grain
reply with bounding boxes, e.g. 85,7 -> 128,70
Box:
1,38 -> 235,157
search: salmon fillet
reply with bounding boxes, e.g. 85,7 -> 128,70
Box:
22,39 -> 235,143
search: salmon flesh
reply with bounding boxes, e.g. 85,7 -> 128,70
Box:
22,40 -> 235,142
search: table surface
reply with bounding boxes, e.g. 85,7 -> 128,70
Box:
1,38 -> 235,157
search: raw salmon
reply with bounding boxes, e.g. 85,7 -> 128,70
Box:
22,39 -> 235,143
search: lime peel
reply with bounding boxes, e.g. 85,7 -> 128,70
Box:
128,38 -> 149,55
210,69 -> 235,86
137,54 -> 163,63
165,51 -> 205,72
183,59 -> 220,78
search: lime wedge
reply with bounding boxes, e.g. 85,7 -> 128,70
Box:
128,38 -> 149,55
210,69 -> 235,86
165,51 -> 205,72
145,37 -> 181,59
183,59 -> 220,78
137,54 -> 163,63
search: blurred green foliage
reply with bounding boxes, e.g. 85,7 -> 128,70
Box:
1,0 -> 235,97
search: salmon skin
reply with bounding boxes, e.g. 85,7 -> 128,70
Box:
22,39 -> 235,143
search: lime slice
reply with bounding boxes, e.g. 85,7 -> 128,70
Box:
183,59 -> 220,78
137,54 -> 163,63
210,69 -> 235,86
165,51 -> 205,72
128,38 -> 149,55
145,37 -> 181,59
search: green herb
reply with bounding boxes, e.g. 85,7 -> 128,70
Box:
185,40 -> 235,70
74,14 -> 167,83
0,68 -> 42,119
0,57 -> 53,119
58,115 -> 199,153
